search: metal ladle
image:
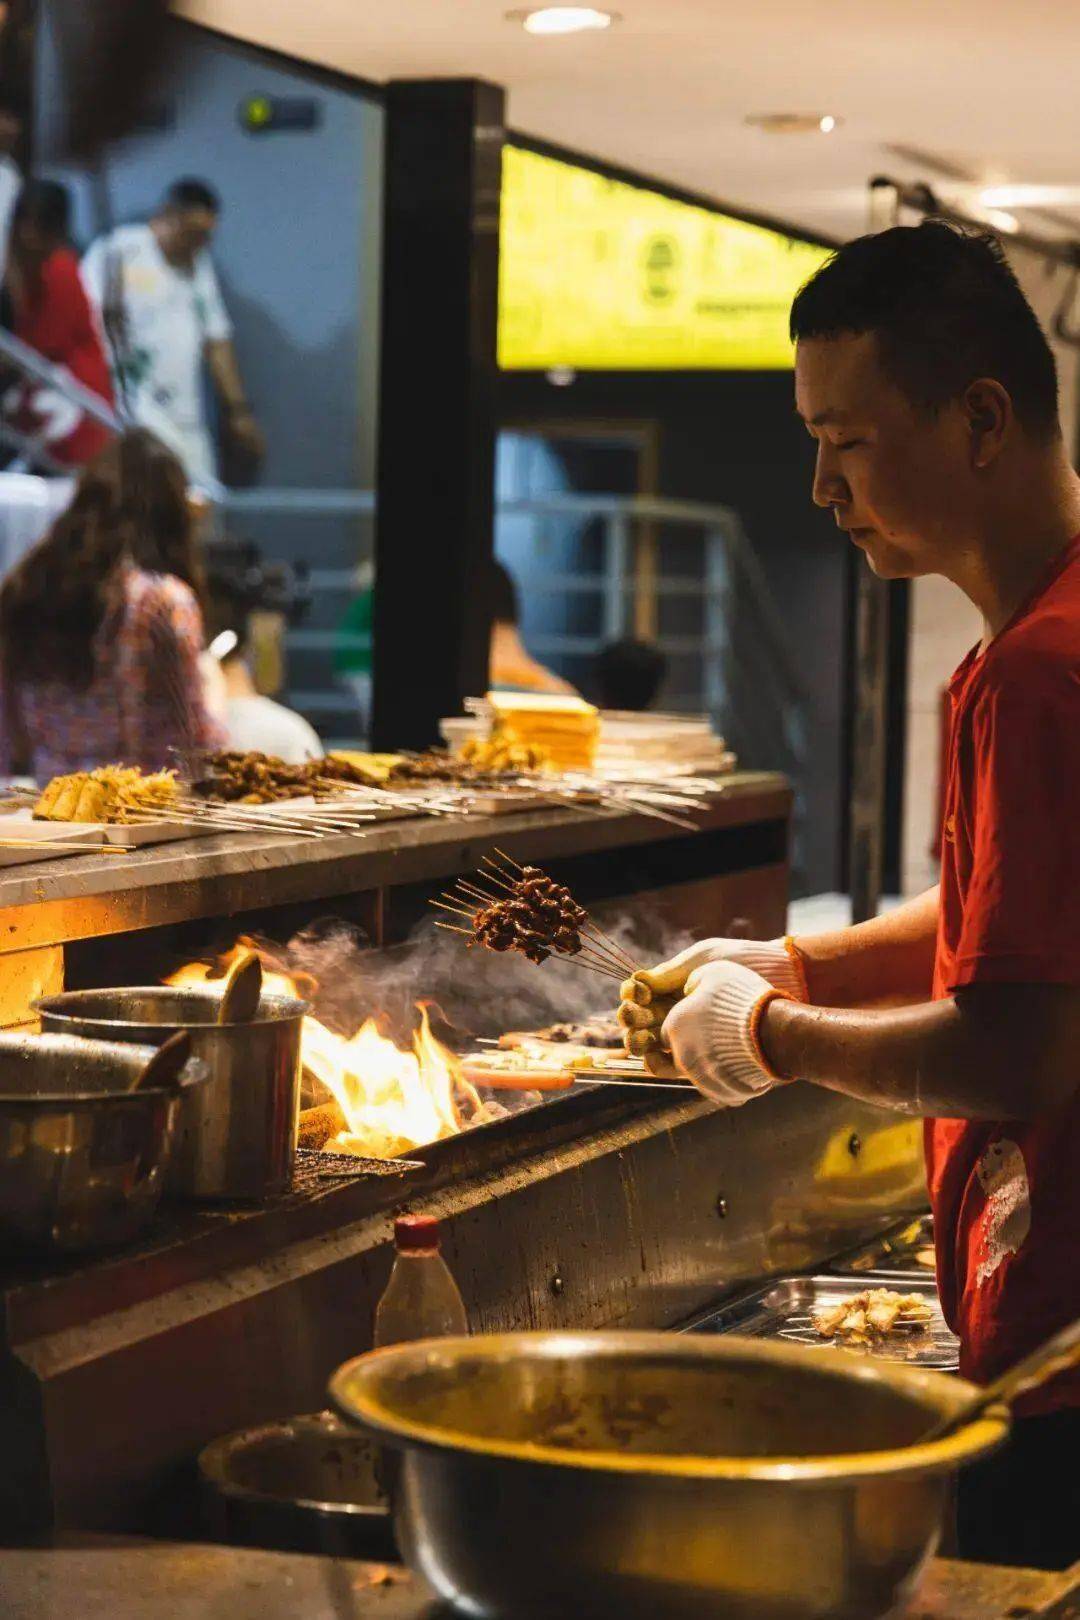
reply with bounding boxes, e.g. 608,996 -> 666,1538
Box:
922,1315 -> 1080,1443
217,950 -> 263,1025
131,1030 -> 194,1093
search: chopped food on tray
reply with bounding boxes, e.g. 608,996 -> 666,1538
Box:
34,766 -> 179,823
456,723 -> 550,774
813,1288 -> 934,1344
193,749 -> 381,803
500,1014 -> 623,1048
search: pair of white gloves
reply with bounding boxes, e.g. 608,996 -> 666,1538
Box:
617,938 -> 808,1107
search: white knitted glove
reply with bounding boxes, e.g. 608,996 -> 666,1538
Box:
658,959 -> 793,1107
619,936 -> 806,1055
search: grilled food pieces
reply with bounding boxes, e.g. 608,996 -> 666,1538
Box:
469,867 -> 589,965
499,1014 -> 623,1049
813,1288 -> 934,1345
457,728 -> 550,774
34,766 -> 179,824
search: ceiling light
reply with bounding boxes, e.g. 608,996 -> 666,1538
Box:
744,112 -> 843,135
511,7 -> 618,34
979,183 -> 1080,209
982,208 -> 1019,235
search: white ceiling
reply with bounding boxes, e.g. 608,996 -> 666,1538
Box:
178,0 -> 1080,244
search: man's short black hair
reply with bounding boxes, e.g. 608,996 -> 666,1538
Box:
13,178 -> 71,242
594,638 -> 667,712
790,221 -> 1059,441
163,176 -> 221,215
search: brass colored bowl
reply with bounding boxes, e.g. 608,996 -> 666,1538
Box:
330,1331 -> 1006,1620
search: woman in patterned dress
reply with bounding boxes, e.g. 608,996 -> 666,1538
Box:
0,428 -> 224,777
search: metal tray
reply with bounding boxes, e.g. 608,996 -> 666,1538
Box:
828,1213 -> 937,1280
684,1274 -> 959,1370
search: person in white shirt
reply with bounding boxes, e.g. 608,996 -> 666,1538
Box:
0,97 -> 23,281
207,620 -> 322,765
81,177 -> 263,486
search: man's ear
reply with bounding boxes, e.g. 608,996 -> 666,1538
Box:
965,378 -> 1011,469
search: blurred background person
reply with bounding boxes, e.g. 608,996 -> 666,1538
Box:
0,427 -> 224,778
0,91 -> 22,277
593,636 -> 668,711
204,575 -> 322,762
488,558 -> 577,695
82,178 -> 263,485
1,178 -> 114,468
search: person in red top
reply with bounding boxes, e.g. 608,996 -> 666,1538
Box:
620,222 -> 1080,1570
2,178 -> 114,466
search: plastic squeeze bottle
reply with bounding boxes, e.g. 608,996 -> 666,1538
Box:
373,1214 -> 469,1347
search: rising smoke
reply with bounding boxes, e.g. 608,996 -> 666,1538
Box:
268,903 -> 700,1047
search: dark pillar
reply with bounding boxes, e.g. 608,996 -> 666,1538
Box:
847,569 -> 890,923
371,78 -> 505,750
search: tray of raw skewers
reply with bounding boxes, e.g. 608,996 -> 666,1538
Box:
0,758 -> 387,853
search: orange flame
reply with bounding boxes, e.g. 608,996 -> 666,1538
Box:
164,942 -> 481,1159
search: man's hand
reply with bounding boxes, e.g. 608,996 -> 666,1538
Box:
618,936 -> 805,1056
653,960 -> 792,1105
226,403 -> 265,460
618,956 -> 794,1105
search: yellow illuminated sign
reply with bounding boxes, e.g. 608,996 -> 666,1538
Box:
498,145 -> 831,371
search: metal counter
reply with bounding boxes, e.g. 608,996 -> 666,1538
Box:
1,1539 -> 1075,1620
0,772 -> 790,956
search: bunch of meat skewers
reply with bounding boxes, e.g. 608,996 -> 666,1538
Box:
432,851 -> 637,981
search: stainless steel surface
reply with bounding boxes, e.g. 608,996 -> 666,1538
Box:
1,1540 -> 1077,1620
2,1081 -> 927,1535
330,1331 -> 1005,1620
687,1275 -> 959,1371
199,1409 -> 394,1561
36,987 -> 307,1200
924,1315 -> 1080,1444
830,1213 -> 936,1280
0,1030 -> 205,1252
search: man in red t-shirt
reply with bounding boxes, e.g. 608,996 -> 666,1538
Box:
620,222 -> 1080,1570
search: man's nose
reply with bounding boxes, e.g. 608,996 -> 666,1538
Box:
812,444 -> 849,510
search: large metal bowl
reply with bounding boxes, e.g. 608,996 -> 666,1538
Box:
0,1030 -> 206,1253
199,1410 -> 394,1562
330,1331 -> 1007,1620
35,986 -> 308,1200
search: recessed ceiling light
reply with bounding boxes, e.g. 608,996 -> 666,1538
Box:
745,112 -> 844,135
980,208 -> 1020,235
509,7 -> 618,34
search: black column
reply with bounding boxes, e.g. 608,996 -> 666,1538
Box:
371,78 -> 505,750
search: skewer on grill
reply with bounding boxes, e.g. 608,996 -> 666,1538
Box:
430,851 -> 638,984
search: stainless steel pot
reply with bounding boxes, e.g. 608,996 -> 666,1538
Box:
35,987 -> 308,1200
330,1331 -> 1007,1620
0,1030 -> 207,1253
199,1410 -> 394,1562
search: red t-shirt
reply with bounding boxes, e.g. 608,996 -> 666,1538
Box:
8,247 -> 114,466
926,534 -> 1080,1411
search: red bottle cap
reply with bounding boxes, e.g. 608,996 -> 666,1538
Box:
394,1214 -> 440,1252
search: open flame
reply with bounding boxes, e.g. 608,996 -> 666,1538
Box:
164,938 -> 482,1160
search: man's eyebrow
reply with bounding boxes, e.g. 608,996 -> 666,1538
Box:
797,407 -> 849,426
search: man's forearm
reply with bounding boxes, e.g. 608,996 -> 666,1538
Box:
793,886 -> 939,1008
205,338 -> 247,409
761,983 -> 1079,1121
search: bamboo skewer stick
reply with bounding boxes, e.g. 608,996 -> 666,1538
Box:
451,872 -> 631,977
485,850 -> 638,975
0,836 -> 127,854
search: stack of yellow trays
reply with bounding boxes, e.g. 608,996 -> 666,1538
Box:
486,691 -> 599,771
